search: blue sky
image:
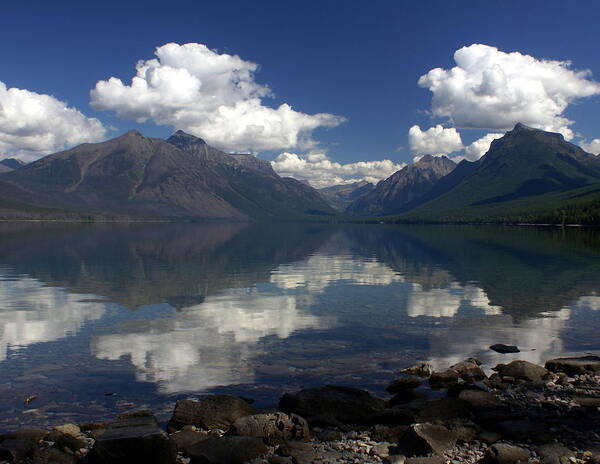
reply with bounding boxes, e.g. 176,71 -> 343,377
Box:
1,0 -> 600,186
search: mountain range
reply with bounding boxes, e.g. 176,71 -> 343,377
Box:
0,130 -> 334,220
1,124 -> 600,223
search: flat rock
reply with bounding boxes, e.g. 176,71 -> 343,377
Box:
279,385 -> 386,425
545,356 -> 600,375
490,344 -> 520,354
83,413 -> 176,464
386,376 -> 422,393
230,412 -> 310,444
494,360 -> 548,381
485,443 -> 530,463
188,436 -> 267,464
168,395 -> 257,432
397,423 -> 456,455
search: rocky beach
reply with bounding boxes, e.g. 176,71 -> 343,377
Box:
1,354 -> 599,464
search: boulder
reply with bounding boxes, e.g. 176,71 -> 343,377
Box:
229,412 -> 310,444
428,369 -> 459,389
545,356 -> 600,375
53,424 -> 81,438
188,436 -> 267,464
169,428 -> 209,455
450,360 -> 486,382
416,398 -> 471,422
45,430 -> 87,452
32,448 -> 77,464
279,385 -> 386,425
396,423 -> 456,455
485,443 -> 530,463
386,377 -> 422,393
168,395 -> 257,432
389,389 -> 428,406
536,443 -> 576,464
490,344 -> 520,354
457,389 -> 501,408
0,438 -> 37,463
83,413 -> 176,464
494,360 -> 548,381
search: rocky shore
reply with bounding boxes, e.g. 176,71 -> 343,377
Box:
1,355 -> 599,464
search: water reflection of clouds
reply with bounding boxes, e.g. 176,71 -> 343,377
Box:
91,290 -> 334,393
0,272 -> 106,361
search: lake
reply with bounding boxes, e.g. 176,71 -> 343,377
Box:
0,222 -> 599,431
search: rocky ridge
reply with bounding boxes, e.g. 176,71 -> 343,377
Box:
1,355 -> 599,464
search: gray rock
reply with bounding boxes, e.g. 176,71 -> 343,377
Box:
188,436 -> 267,464
397,423 -> 457,455
371,443 -> 391,456
168,395 -> 257,432
83,413 -> 176,464
279,385 -> 387,425
428,369 -> 460,388
490,344 -> 520,354
485,443 -> 530,463
494,360 -> 548,381
545,356 -> 600,375
386,377 -> 422,393
230,412 -> 310,444
536,443 -> 576,464
450,360 -> 486,382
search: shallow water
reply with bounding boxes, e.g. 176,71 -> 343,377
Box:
0,222 -> 599,430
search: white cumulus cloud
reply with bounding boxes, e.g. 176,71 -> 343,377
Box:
91,42 -> 345,153
418,43 -> 600,140
408,124 -> 464,155
459,132 -> 504,161
0,82 -> 106,161
580,139 -> 600,155
271,151 -> 405,188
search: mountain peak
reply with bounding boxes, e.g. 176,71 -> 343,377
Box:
167,130 -> 207,146
414,154 -> 455,170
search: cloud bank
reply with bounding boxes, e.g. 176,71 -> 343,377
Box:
0,82 -> 106,161
418,44 -> 600,140
271,152 -> 405,188
91,43 -> 345,153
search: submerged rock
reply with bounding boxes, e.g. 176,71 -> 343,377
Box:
490,344 -> 520,354
168,395 -> 257,432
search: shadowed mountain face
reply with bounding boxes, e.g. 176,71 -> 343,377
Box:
0,158 -> 25,173
346,155 -> 456,216
318,181 -> 375,211
0,131 -> 334,219
408,124 -> 600,220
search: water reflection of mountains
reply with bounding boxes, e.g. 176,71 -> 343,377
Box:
0,222 -> 599,319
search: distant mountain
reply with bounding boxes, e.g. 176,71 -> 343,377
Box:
318,180 -> 374,211
402,124 -> 600,223
346,155 -> 456,216
0,158 -> 25,173
0,130 -> 335,220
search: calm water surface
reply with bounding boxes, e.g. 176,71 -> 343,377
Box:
0,222 -> 599,430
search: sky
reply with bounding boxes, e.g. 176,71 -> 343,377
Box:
1,0 -> 600,187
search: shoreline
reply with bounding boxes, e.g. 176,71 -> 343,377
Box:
1,355 -> 599,464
